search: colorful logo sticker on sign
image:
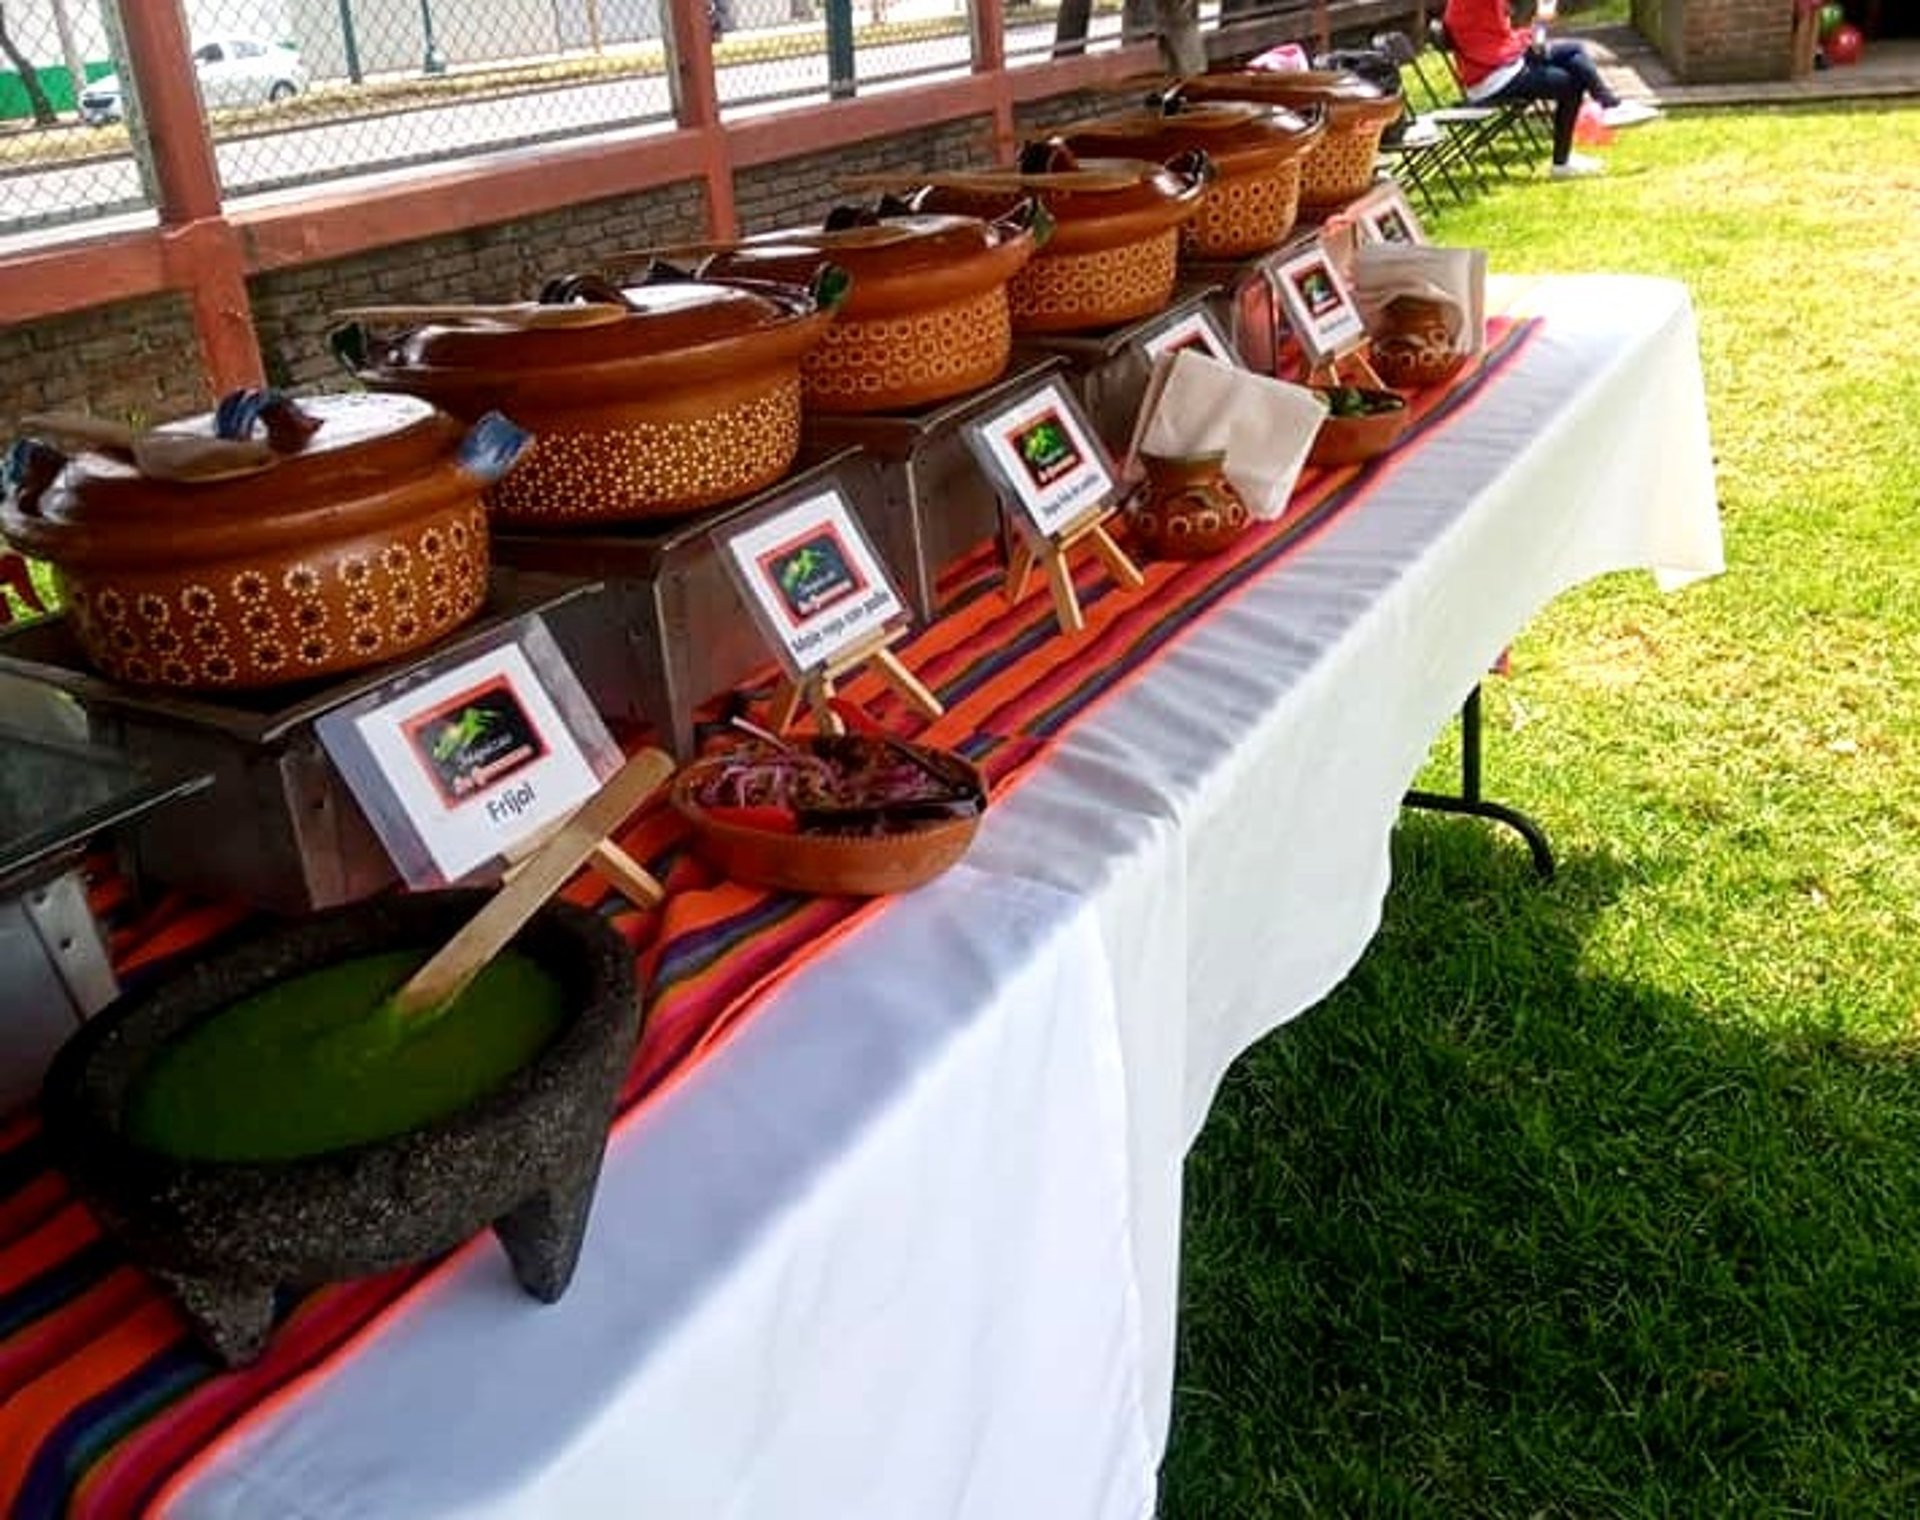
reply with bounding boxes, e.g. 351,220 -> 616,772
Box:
1012,410 -> 1083,491
402,675 -> 549,808
756,524 -> 867,622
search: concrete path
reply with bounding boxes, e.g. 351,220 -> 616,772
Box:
1571,24 -> 1920,107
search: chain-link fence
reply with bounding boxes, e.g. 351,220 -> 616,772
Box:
207,0 -> 677,197
0,0 -> 149,236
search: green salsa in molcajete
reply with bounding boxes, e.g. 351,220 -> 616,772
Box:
125,949 -> 569,1162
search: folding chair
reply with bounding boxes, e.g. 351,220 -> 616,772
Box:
1370,29 -> 1507,205
1425,19 -> 1553,175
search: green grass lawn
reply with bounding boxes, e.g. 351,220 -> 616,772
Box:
1161,101 -> 1920,1517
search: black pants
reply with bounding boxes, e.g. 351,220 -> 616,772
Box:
1489,41 -> 1619,164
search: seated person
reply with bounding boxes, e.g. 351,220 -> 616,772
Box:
1441,0 -> 1660,178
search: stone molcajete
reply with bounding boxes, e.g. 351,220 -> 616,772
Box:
40,889 -> 640,1368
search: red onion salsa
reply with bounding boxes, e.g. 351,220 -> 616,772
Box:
686,736 -> 983,835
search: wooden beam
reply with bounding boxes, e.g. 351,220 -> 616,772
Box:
160,219 -> 265,393
231,137 -> 711,271
117,0 -> 220,223
0,232 -> 172,324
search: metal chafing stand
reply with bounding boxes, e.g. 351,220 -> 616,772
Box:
0,570 -> 598,917
490,447 -> 902,761
0,692 -> 210,1113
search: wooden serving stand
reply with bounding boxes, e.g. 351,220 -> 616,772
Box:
766,624 -> 944,737
1004,502 -> 1145,638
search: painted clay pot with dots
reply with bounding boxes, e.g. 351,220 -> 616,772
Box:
692,201 -> 1042,413
1173,71 -> 1405,211
1060,97 -> 1325,258
345,267 -> 838,527
907,142 -> 1211,333
1,391 -> 521,692
1131,449 -> 1252,559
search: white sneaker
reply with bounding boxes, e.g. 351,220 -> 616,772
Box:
1600,99 -> 1662,128
1550,153 -> 1605,179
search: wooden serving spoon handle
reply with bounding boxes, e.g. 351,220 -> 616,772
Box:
332,302 -> 631,329
384,748 -> 676,1023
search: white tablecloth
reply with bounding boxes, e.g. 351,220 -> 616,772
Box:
169,275 -> 1722,1520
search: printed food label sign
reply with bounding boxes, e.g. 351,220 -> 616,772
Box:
351,642 -> 600,881
968,380 -> 1116,540
1267,240 -> 1369,365
401,674 -> 548,807
1139,307 -> 1240,367
722,486 -> 906,676
1349,183 -> 1427,248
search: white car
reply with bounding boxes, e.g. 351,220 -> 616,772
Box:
80,36 -> 309,126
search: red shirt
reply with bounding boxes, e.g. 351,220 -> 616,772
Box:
1442,0 -> 1530,91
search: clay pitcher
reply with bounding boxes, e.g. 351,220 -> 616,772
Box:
1369,294 -> 1469,390
1131,450 -> 1251,560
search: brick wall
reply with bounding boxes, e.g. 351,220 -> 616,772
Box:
1635,0 -> 1795,80
733,117 -> 997,231
250,178 -> 711,394
0,294 -> 208,429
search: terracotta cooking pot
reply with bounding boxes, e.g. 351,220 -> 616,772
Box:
0,391 -> 519,692
1061,98 -> 1325,259
1173,71 -> 1405,210
693,203 -> 1042,413
346,269 -> 837,527
909,141 -> 1211,333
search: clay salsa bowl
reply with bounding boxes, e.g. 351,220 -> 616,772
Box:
1305,385 -> 1411,468
40,889 -> 639,1367
670,734 -> 988,897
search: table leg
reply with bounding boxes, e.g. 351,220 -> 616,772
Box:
1402,684 -> 1555,880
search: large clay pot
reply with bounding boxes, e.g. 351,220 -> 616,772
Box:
1130,449 -> 1252,558
0,392 -> 516,692
39,889 -> 640,1367
1174,71 -> 1405,210
1060,98 -> 1325,258
347,269 -> 837,527
909,142 -> 1211,333
694,204 -> 1042,413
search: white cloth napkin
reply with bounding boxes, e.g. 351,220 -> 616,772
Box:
1131,351 -> 1326,520
1351,244 -> 1488,357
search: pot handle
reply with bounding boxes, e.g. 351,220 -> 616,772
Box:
538,270 -> 638,308
991,195 -> 1055,251
1162,146 -> 1217,193
1016,137 -> 1080,175
454,411 -> 534,486
213,388 -> 325,454
3,437 -> 67,521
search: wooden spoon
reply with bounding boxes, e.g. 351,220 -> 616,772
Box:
21,412 -> 278,483
383,747 -> 675,1024
331,301 -> 631,330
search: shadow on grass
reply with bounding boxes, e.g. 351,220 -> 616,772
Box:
1162,814 -> 1920,1519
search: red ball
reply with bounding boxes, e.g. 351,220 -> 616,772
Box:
1827,22 -> 1864,64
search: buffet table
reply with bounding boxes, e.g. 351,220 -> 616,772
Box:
124,274 -> 1722,1518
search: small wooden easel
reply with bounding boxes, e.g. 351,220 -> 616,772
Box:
1004,503 -> 1145,637
765,625 -> 944,737
1307,347 -> 1387,391
498,753 -> 673,912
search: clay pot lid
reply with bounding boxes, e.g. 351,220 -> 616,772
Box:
395,277 -> 815,372
914,142 -> 1209,225
15,392 -> 461,532
1177,69 -> 1404,126
1062,99 -> 1325,173
715,209 -> 1033,282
